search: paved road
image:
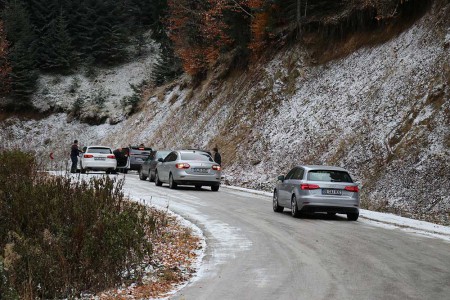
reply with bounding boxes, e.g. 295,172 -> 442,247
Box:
122,174 -> 450,300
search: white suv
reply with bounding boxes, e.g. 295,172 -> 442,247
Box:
80,146 -> 117,174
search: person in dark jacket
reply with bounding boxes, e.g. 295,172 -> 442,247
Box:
70,140 -> 82,173
212,147 -> 222,166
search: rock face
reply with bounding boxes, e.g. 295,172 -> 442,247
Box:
1,2 -> 449,224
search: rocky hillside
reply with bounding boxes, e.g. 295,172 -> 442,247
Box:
1,1 -> 449,225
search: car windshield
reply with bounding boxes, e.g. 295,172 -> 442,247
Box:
180,152 -> 214,162
87,147 -> 112,154
156,151 -> 170,160
307,170 -> 353,183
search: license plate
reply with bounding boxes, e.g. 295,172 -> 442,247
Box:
94,157 -> 106,161
193,168 -> 208,173
322,189 -> 342,195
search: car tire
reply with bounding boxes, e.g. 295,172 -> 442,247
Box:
273,191 -> 284,213
169,173 -> 177,189
155,172 -> 163,186
139,168 -> 147,180
347,212 -> 359,221
195,185 -> 202,190
81,166 -> 86,174
149,171 -> 155,182
291,195 -> 300,218
211,185 -> 219,192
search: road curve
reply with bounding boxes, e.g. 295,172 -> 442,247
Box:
122,173 -> 450,300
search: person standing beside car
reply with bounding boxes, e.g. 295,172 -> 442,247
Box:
212,146 -> 222,166
70,140 -> 82,173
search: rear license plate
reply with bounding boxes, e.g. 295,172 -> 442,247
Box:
322,189 -> 342,196
94,157 -> 106,161
193,168 -> 208,173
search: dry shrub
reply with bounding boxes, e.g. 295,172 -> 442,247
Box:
0,150 -> 157,299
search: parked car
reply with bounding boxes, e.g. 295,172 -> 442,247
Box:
113,146 -> 152,172
139,150 -> 171,182
154,150 -> 221,191
273,165 -> 360,221
128,146 -> 152,171
79,146 -> 117,174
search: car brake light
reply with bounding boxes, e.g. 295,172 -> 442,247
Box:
84,154 -> 94,158
107,155 -> 115,159
212,165 -> 221,171
301,184 -> 320,190
345,186 -> 359,192
176,163 -> 190,169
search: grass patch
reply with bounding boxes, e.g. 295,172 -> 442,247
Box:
0,150 -> 155,299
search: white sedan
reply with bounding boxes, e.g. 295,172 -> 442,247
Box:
79,146 -> 117,174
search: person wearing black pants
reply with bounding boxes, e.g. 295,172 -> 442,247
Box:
70,140 -> 82,173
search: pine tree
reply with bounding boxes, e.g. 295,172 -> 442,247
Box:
2,0 -> 38,106
39,10 -> 74,72
9,41 -> 38,104
0,20 -> 12,96
151,42 -> 182,86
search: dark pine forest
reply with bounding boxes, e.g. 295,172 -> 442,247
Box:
0,0 -> 432,110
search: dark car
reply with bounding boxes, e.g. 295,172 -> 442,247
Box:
127,146 -> 152,171
139,150 -> 171,182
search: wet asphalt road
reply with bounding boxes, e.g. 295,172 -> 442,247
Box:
122,174 -> 450,300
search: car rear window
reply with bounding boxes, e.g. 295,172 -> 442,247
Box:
130,149 -> 152,155
87,147 -> 112,154
307,170 -> 353,183
180,152 -> 214,162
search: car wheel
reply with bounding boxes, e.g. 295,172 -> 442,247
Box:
123,169 -> 128,174
347,212 -> 359,221
155,172 -> 163,186
195,185 -> 202,190
169,173 -> 177,189
139,168 -> 147,180
291,195 -> 300,218
149,171 -> 155,182
81,166 -> 86,174
273,191 -> 284,213
211,185 -> 219,192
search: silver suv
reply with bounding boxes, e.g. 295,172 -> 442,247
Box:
273,165 -> 360,220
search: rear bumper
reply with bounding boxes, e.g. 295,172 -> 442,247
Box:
82,161 -> 117,170
173,173 -> 221,186
300,205 -> 359,214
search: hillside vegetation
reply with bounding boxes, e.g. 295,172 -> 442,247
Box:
0,0 -> 449,224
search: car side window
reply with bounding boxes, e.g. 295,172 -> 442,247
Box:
293,168 -> 304,180
165,152 -> 177,162
285,168 -> 297,180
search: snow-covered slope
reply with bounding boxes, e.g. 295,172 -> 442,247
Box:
1,2 -> 449,224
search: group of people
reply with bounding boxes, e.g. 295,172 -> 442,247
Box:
70,140 -> 222,173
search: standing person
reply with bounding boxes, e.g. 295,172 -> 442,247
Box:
212,146 -> 222,166
70,140 -> 82,173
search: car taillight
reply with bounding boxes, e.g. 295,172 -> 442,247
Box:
176,163 -> 190,169
84,154 -> 94,158
301,184 -> 320,190
107,155 -> 115,159
345,186 -> 359,192
212,165 -> 221,171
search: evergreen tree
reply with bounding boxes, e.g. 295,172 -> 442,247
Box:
0,20 -> 12,96
9,41 -> 38,104
39,10 -> 74,72
151,41 -> 181,86
2,0 -> 38,106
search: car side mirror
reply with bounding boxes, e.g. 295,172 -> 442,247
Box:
158,158 -> 164,162
277,175 -> 285,182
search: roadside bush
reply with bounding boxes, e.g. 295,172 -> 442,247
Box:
0,150 -> 155,299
